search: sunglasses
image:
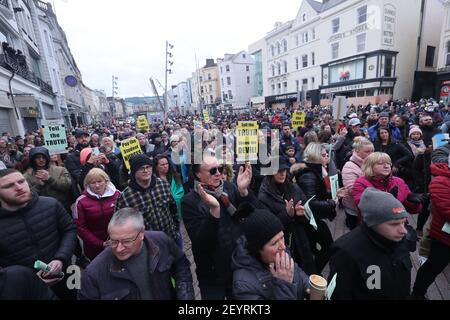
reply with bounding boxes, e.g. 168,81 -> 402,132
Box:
208,166 -> 224,175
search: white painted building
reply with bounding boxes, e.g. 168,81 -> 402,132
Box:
249,0 -> 445,110
437,0 -> 450,104
217,51 -> 255,111
167,81 -> 192,115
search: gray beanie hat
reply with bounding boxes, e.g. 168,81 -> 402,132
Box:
359,188 -> 408,227
379,112 -> 390,119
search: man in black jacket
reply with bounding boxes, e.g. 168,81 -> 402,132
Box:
181,156 -> 254,300
328,188 -> 412,300
64,129 -> 91,196
0,169 -> 77,299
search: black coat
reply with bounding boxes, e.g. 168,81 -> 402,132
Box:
0,193 -> 77,268
181,181 -> 256,288
374,141 -> 413,169
231,237 -> 310,300
328,224 -> 412,300
258,178 -> 316,274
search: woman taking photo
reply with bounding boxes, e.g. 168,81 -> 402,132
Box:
74,168 -> 121,261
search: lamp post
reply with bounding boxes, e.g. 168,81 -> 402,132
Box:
165,41 -> 174,123
111,75 -> 118,121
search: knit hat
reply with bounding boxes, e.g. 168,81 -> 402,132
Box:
129,154 -> 153,176
408,126 -> 423,138
235,203 -> 284,254
80,147 -> 92,166
359,188 -> 408,227
379,112 -> 390,119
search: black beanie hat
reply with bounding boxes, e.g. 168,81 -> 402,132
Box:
130,154 -> 153,177
235,203 -> 284,254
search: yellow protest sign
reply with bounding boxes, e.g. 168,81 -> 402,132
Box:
236,121 -> 259,162
292,112 -> 306,129
119,137 -> 143,171
137,115 -> 150,132
203,110 -> 209,122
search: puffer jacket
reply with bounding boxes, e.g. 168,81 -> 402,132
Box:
294,162 -> 336,221
232,237 -> 310,300
74,183 -> 121,260
429,164 -> 450,247
341,153 -> 364,215
24,147 -> 72,210
79,231 -> 194,300
0,193 -> 77,268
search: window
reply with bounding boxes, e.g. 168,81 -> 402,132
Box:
385,56 -> 393,77
305,32 -> 308,43
330,59 -> 365,83
356,33 -> 366,53
332,43 -> 339,60
425,46 -> 435,67
208,73 -> 211,80
209,84 -> 212,91
283,82 -> 288,93
200,86 -> 204,94
221,78 -> 224,86
199,76 -> 203,82
220,67 -> 223,73
302,79 -> 308,85
246,65 -> 250,72
228,90 -> 233,100
296,57 -> 299,70
277,42 -> 281,55
447,41 -> 450,65
226,65 -> 230,72
366,89 -> 375,96
227,77 -> 231,85
247,76 -> 250,84
302,55 -> 308,68
278,63 -> 281,75
311,52 -> 315,65
302,32 -> 307,44
296,80 -> 300,92
277,83 -> 281,94
302,13 -> 307,22
283,39 -> 288,52
272,84 -> 276,94
312,28 -> 316,40
272,65 -> 276,76
243,54 -> 246,58
311,77 -> 315,89
223,92 -> 228,100
284,61 -> 288,73
357,5 -> 367,24
332,18 -> 340,34
271,45 -> 275,57
296,35 -> 299,47
210,95 -> 213,103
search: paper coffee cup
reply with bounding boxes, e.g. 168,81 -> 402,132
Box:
309,274 -> 327,300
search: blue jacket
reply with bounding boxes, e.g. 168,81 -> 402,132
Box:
368,123 -> 402,141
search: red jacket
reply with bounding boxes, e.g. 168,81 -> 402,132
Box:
429,164 -> 450,247
74,184 -> 120,260
353,175 -> 422,222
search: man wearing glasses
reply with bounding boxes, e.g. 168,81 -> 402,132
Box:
79,208 -> 194,300
181,155 -> 254,300
115,154 -> 181,248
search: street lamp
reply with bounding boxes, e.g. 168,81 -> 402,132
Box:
164,41 -> 174,123
111,75 -> 118,119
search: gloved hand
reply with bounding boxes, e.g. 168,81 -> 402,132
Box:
407,193 -> 424,204
389,186 -> 398,199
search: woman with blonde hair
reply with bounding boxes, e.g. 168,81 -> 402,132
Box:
74,168 -> 121,261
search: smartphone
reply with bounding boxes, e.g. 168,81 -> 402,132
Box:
92,147 -> 100,156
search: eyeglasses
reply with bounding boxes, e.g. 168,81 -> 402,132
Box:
106,232 -> 142,248
208,166 -> 224,175
321,153 -> 329,157
137,165 -> 152,172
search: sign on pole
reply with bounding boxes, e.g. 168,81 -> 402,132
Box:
292,112 -> 306,129
332,96 -> 347,120
236,121 -> 259,162
137,115 -> 150,132
120,137 -> 143,171
432,133 -> 449,150
203,110 -> 210,122
42,121 -> 67,155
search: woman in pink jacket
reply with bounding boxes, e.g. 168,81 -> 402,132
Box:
341,137 -> 374,229
74,168 -> 120,261
353,152 -> 422,224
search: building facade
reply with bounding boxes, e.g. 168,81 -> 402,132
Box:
190,59 -> 221,114
437,0 -> 450,104
167,81 -> 192,115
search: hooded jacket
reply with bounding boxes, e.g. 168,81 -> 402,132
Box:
24,147 -> 72,210
429,163 -> 450,247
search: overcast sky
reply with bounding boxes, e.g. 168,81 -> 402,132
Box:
53,0 -> 305,98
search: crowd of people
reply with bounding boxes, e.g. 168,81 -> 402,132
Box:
0,98 -> 449,300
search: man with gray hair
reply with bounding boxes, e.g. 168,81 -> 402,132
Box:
79,207 -> 194,300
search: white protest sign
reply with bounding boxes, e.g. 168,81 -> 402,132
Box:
332,96 -> 347,120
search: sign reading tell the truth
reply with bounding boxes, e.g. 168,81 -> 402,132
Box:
292,112 -> 306,129
120,137 -> 143,171
236,121 -> 259,162
137,115 -> 150,132
42,121 -> 67,155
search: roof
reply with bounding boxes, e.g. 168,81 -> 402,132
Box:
305,0 -> 349,13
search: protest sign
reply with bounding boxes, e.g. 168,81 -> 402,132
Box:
42,121 -> 67,154
203,110 -> 210,122
332,96 -> 347,120
292,111 -> 306,129
236,121 -> 259,162
120,137 -> 143,171
137,115 -> 150,132
330,174 -> 340,200
432,133 -> 449,150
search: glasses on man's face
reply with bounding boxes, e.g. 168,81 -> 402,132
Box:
138,165 -> 152,172
208,166 -> 224,175
106,232 -> 142,248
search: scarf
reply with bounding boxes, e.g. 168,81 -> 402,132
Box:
194,180 -> 236,216
408,139 -> 425,157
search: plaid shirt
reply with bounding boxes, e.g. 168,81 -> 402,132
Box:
115,177 -> 179,241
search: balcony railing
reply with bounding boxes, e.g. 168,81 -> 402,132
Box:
0,0 -> 9,9
1,42 -> 54,95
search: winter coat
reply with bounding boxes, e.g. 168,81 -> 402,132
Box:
181,181 -> 255,288
352,175 -> 421,216
428,164 -> 450,247
231,237 -> 310,300
24,147 -> 72,210
78,231 -> 194,300
258,178 -> 315,274
328,224 -> 412,300
374,140 -> 413,170
74,183 -> 121,260
368,123 -> 402,142
431,143 -> 450,164
341,153 -> 364,216
0,193 -> 77,268
280,135 -> 302,162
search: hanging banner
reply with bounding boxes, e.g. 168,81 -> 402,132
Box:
292,112 -> 306,129
236,121 -> 259,162
137,115 -> 150,132
120,137 -> 143,171
42,121 -> 67,155
203,110 -> 210,122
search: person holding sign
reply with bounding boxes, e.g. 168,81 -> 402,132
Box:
412,157 -> 450,299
